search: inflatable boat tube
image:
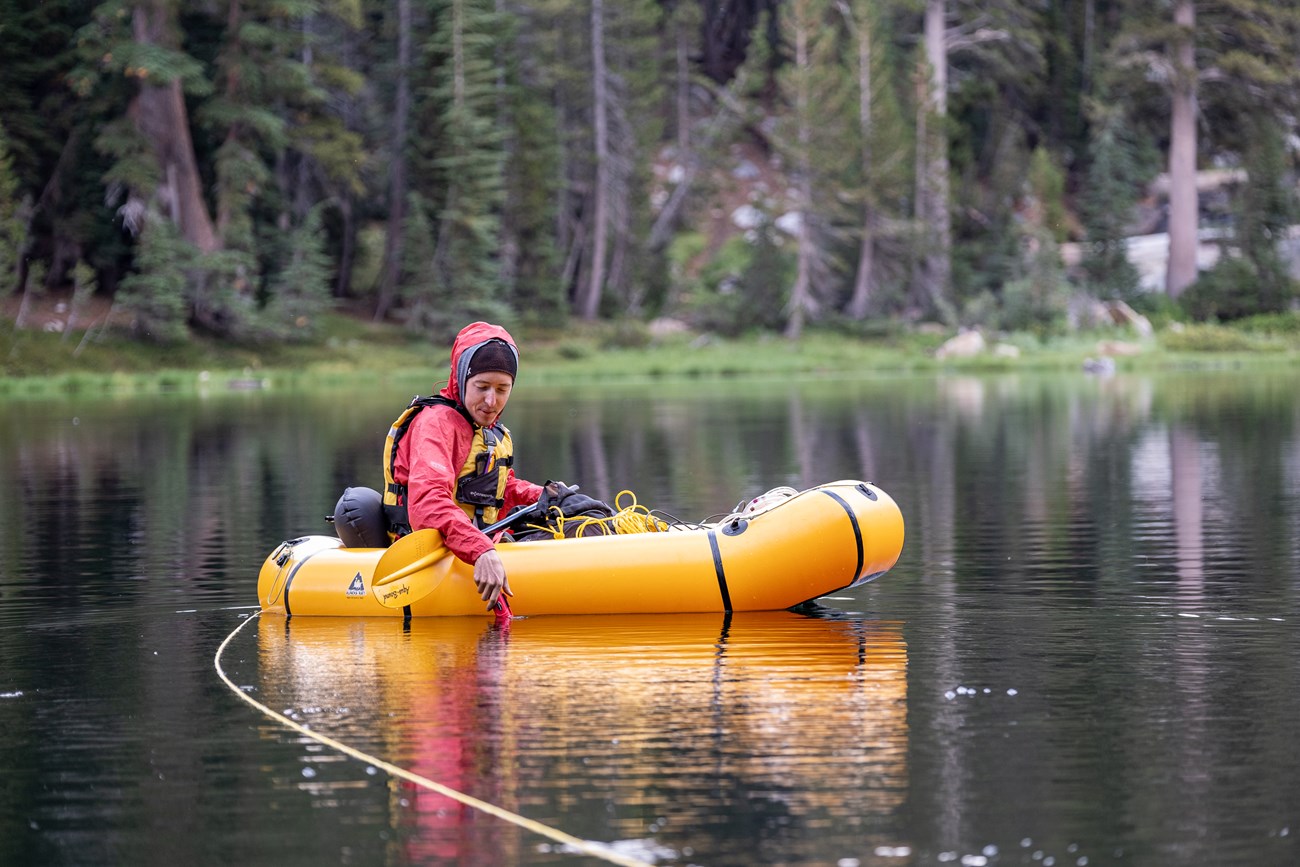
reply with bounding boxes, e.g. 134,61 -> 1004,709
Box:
256,480 -> 904,617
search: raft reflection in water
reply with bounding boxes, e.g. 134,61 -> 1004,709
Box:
256,611 -> 909,862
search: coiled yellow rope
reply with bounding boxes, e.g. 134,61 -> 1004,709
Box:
523,489 -> 671,539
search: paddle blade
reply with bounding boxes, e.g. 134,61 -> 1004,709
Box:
373,529 -> 445,586
372,529 -> 451,609
373,565 -> 448,609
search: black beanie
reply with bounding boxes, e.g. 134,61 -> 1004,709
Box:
466,339 -> 518,380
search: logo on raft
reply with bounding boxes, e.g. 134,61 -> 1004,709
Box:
346,573 -> 365,598
380,584 -> 410,603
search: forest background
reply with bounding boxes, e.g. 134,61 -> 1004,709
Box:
2,0 -> 1299,378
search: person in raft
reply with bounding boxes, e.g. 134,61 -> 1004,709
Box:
381,321 -> 544,613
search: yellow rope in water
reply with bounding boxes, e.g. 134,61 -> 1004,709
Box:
214,613 -> 656,867
523,490 -> 670,540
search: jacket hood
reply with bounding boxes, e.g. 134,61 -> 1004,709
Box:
439,321 -> 520,407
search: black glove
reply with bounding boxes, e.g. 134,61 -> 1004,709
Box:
540,480 -> 616,519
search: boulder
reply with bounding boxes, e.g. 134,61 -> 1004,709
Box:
1104,300 -> 1153,337
935,330 -> 986,360
648,317 -> 692,339
1096,340 -> 1143,357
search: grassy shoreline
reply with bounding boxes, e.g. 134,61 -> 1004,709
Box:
3,312 -> 1299,397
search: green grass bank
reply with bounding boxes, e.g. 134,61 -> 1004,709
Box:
4,311 -> 1300,398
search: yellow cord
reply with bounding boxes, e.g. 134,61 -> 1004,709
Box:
523,490 -> 670,539
214,613 -> 656,867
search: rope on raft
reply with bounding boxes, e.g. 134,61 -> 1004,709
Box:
519,485 -> 802,539
521,490 -> 672,539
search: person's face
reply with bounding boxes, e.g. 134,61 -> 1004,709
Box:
463,371 -> 514,427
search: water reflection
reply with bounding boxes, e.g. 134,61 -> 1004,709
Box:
255,612 -> 908,862
3,371 -> 1299,865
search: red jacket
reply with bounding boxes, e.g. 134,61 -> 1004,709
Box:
391,322 -> 543,564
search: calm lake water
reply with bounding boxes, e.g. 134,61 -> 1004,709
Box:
1,369 -> 1298,866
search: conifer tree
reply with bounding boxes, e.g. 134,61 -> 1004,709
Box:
396,192 -> 442,331
0,123 -> 27,295
202,0 -> 365,330
285,5 -> 367,298
1079,95 -> 1143,301
374,0 -> 415,322
530,0 -> 662,321
264,204 -> 335,340
838,0 -> 910,321
0,0 -> 109,293
73,0 -> 215,340
774,0 -> 855,338
426,0 -> 506,306
916,0 -> 950,316
1109,0 -> 1300,299
116,209 -> 196,343
576,0 -> 610,321
601,0 -> 664,315
499,19 -> 565,323
116,0 -> 220,252
1165,0 -> 1197,298
275,0 -> 367,225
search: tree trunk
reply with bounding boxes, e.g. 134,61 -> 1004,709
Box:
215,0 -> 244,244
431,0 -> 465,286
494,0 -> 518,298
1166,0 -> 1198,298
575,0 -> 608,321
648,71 -> 744,252
918,0 -> 950,317
675,6 -> 691,156
1082,0 -> 1096,98
785,7 -> 813,340
130,3 -> 219,253
843,0 -> 875,321
374,0 -> 411,321
335,195 -> 355,298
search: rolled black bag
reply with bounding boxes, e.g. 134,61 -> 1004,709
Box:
331,486 -> 389,548
513,481 -> 617,540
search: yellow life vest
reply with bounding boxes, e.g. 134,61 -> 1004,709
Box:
382,395 -> 516,535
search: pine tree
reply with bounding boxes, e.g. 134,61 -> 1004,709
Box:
499,21 -> 565,324
104,0 -> 220,252
71,0 -> 216,343
1079,95 -> 1142,301
264,204 -> 335,340
939,0 -> 1048,324
426,0 -> 506,307
774,0 -> 855,338
273,0 -> 367,225
0,122 -> 28,295
1108,0 -> 1300,299
1164,0 -> 1197,298
838,0 -> 911,321
1217,115 -> 1298,317
527,0 -> 662,321
396,192 -> 442,331
116,209 -> 196,343
201,0 -> 364,331
601,0 -> 664,316
575,0 -> 610,321
1,0 -> 102,290
286,2 -> 367,299
915,0 -> 951,318
374,0 -> 415,322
